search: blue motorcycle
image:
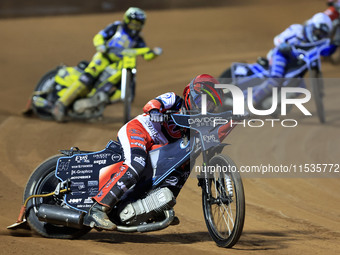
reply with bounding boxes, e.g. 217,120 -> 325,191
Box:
8,111 -> 246,248
220,39 -> 330,123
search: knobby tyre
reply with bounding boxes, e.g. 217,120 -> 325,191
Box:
32,68 -> 59,120
24,155 -> 91,239
202,154 -> 245,248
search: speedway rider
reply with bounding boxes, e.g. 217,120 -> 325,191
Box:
85,74 -> 226,230
52,7 -> 160,122
253,12 -> 336,105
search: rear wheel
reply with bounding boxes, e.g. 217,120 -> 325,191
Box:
31,68 -> 59,120
24,155 -> 91,239
309,69 -> 325,123
202,154 -> 245,248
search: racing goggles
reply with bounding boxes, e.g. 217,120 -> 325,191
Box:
193,95 -> 216,112
313,24 -> 330,40
189,81 -> 220,113
127,20 -> 143,31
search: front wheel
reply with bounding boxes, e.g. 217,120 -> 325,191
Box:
24,155 -> 91,239
202,154 -> 245,248
309,69 -> 325,123
122,69 -> 135,123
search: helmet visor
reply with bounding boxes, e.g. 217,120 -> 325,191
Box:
313,26 -> 329,40
127,20 -> 143,32
192,94 -> 217,113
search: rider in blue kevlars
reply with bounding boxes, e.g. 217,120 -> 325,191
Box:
52,7 -> 160,122
253,12 -> 336,106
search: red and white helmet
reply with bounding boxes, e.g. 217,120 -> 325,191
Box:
183,74 -> 223,112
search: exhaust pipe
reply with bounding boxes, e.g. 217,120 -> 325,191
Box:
116,209 -> 175,233
37,204 -> 85,229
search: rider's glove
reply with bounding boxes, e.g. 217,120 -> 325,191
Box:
96,45 -> 107,53
105,47 -> 123,61
149,109 -> 164,123
277,42 -> 292,56
143,47 -> 163,61
152,47 -> 163,56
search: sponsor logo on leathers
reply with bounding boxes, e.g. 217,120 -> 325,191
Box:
133,156 -> 146,167
165,176 -> 179,186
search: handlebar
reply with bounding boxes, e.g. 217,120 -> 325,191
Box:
164,110 -> 249,129
163,110 -> 249,151
106,47 -> 163,57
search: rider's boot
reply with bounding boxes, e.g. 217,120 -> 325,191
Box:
52,80 -> 87,122
52,101 -> 67,122
252,78 -> 280,106
52,73 -> 95,122
110,89 -> 121,103
88,164 -> 140,230
86,202 -> 117,231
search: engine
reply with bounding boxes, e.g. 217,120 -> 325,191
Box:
119,187 -> 176,225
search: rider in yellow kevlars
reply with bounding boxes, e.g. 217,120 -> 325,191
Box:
52,7 -> 161,122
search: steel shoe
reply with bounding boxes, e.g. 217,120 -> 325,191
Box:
86,202 -> 116,231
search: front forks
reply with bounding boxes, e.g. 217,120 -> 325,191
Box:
197,152 -> 233,206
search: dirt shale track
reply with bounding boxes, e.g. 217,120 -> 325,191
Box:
0,0 -> 340,254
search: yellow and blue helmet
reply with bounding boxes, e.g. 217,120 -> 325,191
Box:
123,7 -> 146,37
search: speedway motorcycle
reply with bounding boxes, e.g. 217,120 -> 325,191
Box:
24,47 -> 162,123
8,111 -> 246,248
219,39 -> 330,123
